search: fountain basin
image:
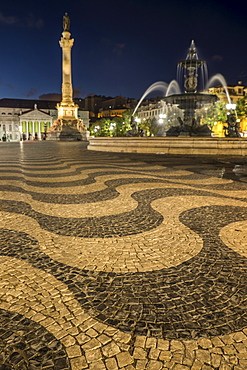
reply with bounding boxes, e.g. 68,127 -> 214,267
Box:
163,93 -> 218,110
88,137 -> 247,156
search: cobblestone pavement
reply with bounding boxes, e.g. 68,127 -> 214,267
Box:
1,141 -> 247,370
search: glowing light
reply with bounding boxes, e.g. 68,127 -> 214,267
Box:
226,103 -> 236,110
110,122 -> 116,130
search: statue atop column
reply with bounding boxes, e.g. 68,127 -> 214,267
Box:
63,13 -> 70,31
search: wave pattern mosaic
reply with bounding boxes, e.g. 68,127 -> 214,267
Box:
1,141 -> 247,369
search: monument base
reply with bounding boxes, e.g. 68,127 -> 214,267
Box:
46,118 -> 89,141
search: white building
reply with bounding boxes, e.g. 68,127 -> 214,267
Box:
137,100 -> 165,122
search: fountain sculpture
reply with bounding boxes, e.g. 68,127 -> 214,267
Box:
164,40 -> 218,136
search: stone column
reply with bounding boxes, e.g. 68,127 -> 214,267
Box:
59,31 -> 74,105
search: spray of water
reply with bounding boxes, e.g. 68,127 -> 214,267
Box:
165,80 -> 181,96
206,74 -> 231,105
133,81 -> 168,116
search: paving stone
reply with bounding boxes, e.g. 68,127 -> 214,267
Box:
148,348 -> 160,360
116,351 -> 134,367
146,360 -> 163,370
195,349 -> 211,365
89,359 -> 107,370
70,355 -> 88,370
135,359 -> 148,369
133,347 -> 147,360
102,342 -> 121,357
84,348 -> 102,363
66,344 -> 82,358
198,338 -> 212,349
105,357 -> 118,370
232,331 -> 247,342
211,353 -> 221,367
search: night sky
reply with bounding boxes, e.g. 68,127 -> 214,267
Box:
0,0 -> 246,101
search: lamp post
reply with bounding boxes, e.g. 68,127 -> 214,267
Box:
225,103 -> 240,137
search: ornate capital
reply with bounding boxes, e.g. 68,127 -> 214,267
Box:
59,37 -> 74,49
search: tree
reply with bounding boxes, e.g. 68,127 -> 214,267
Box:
201,102 -> 227,127
111,113 -> 132,136
89,118 -> 111,137
137,118 -> 160,136
236,96 -> 247,121
89,110 -> 133,137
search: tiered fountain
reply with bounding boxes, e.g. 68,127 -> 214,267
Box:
164,40 -> 218,136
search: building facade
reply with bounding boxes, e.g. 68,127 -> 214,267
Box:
137,99 -> 166,122
84,95 -> 137,121
207,82 -> 247,104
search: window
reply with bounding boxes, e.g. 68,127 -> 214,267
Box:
9,125 -> 12,131
3,125 -> 6,131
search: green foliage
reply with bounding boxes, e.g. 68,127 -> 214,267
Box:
138,118 -> 159,136
89,118 -> 111,137
236,96 -> 247,120
201,102 -> 227,127
89,110 -> 133,137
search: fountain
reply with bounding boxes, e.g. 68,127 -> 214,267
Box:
88,40 -> 246,155
164,40 -> 218,136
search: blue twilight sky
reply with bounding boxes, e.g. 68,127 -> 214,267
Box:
0,0 -> 246,100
